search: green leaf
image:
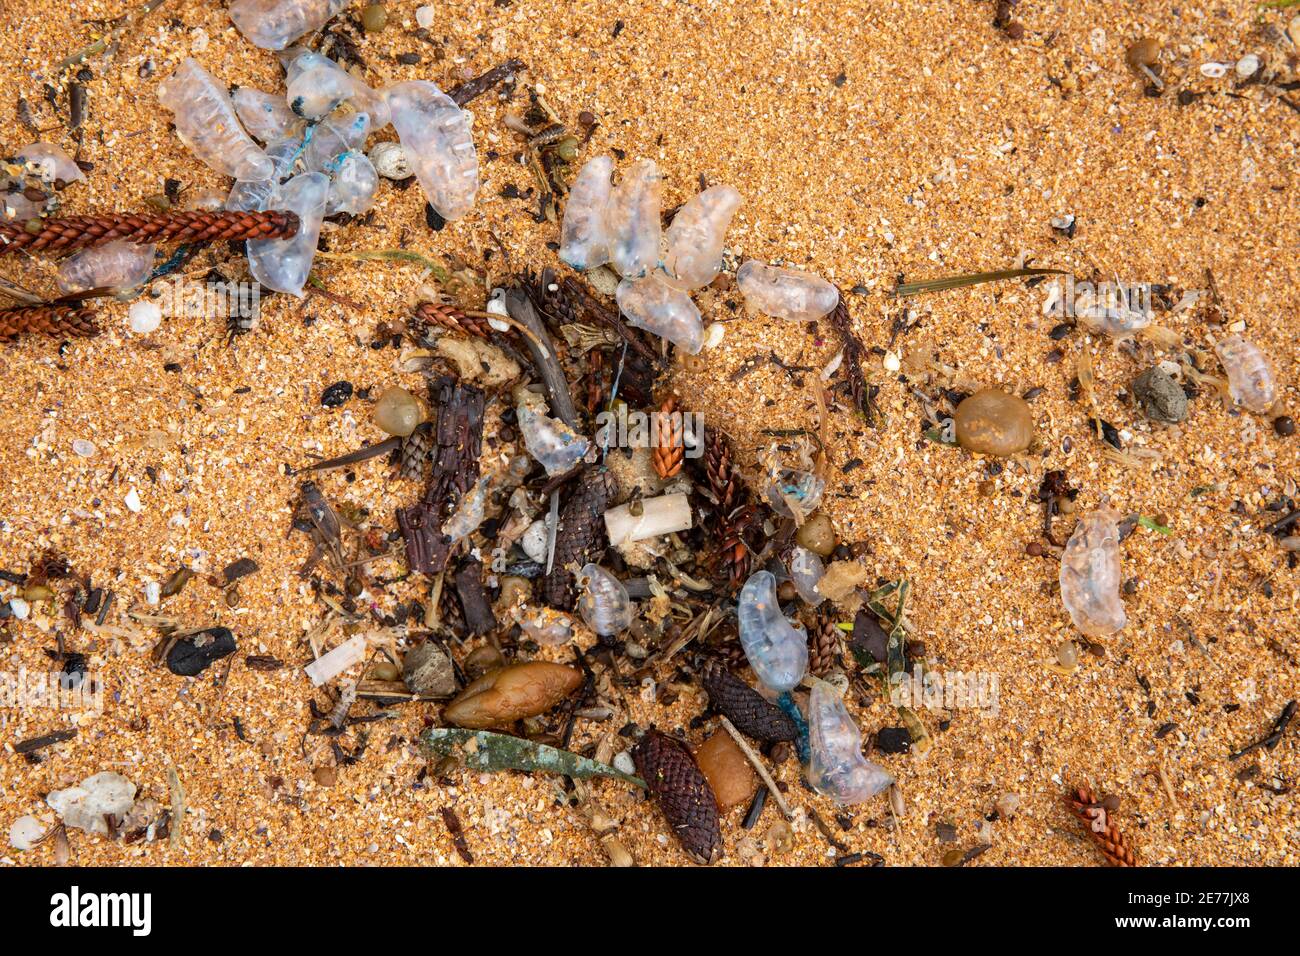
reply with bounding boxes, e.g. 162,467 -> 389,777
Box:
1137,515 -> 1172,535
421,728 -> 646,788
316,248 -> 452,283
895,267 -> 1070,298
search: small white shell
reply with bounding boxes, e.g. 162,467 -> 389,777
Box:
368,140 -> 413,180
1199,62 -> 1229,79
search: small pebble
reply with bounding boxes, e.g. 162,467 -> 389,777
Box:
8,597 -> 30,620
360,3 -> 388,32
374,386 -> 427,437
128,300 -> 162,334
1273,416 -> 1295,437
953,389 -> 1035,457
124,487 -> 143,513
795,512 -> 837,556
613,751 -> 636,776
321,381 -> 354,408
71,439 -> 96,458
415,5 -> 435,29
1235,54 -> 1260,79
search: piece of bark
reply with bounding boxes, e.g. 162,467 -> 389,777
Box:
453,558 -> 497,635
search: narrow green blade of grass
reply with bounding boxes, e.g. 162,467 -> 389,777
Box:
895,267 -> 1070,298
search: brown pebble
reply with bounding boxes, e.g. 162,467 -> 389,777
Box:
313,766 -> 338,787
463,644 -> 505,680
694,732 -> 758,810
953,388 -> 1035,457
1273,415 -> 1295,437
795,512 -> 837,556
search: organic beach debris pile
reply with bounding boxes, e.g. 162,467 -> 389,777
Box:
2,3 -> 1298,867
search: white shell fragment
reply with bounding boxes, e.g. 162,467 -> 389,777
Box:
660,184 -> 741,290
385,81 -> 479,220
604,493 -> 693,546
247,171 -> 328,296
157,58 -> 273,182
231,86 -> 303,143
577,564 -> 633,637
16,142 -> 84,183
737,570 -> 808,693
737,260 -> 840,322
1059,507 -> 1127,638
8,815 -> 45,851
615,275 -> 704,354
229,0 -> 352,51
606,158 -> 661,278
304,634 -> 368,686
518,403 -> 591,475
1215,334 -> 1277,414
47,772 -> 137,836
57,240 -> 155,294
560,155 -> 614,271
807,681 -> 893,804
368,140 -> 412,180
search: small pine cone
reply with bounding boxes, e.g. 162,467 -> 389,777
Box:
0,304 -> 99,342
651,397 -> 684,479
400,422 -> 434,482
701,660 -> 798,743
0,208 -> 299,255
523,267 -> 578,327
542,469 -> 618,608
437,579 -> 466,633
412,301 -> 493,340
808,615 -> 845,676
714,505 -> 761,588
1066,786 -> 1139,867
632,730 -> 721,865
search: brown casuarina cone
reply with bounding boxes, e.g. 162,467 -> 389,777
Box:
399,422 -> 434,482
701,659 -> 798,743
0,304 -> 99,342
1066,786 -> 1139,867
412,300 -> 494,341
652,396 -> 684,479
0,209 -> 299,256
808,613 -> 845,676
542,469 -> 618,608
632,730 -> 721,865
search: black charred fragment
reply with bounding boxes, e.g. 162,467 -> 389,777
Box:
448,58 -> 526,108
166,627 -> 237,677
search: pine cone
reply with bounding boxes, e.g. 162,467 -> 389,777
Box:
652,397 -> 684,479
715,505 -> 760,589
412,301 -> 493,341
1066,786 -> 1139,867
632,730 -> 721,865
522,267 -> 578,328
0,209 -> 299,255
0,304 -> 99,342
808,614 -> 845,676
542,469 -> 618,608
399,422 -> 434,482
701,660 -> 798,743
702,426 -> 745,516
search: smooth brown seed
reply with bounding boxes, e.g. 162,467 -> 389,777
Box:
694,733 -> 757,811
795,512 -> 837,556
953,388 -> 1035,457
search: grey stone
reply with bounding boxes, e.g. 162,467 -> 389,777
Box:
1132,367 -> 1188,423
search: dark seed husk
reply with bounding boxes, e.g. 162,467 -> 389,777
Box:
166,627 -> 237,677
632,730 -> 721,865
701,660 -> 797,743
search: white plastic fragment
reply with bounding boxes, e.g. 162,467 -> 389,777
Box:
46,772 -> 137,836
606,158 -> 661,278
518,403 -> 591,475
229,0 -> 352,51
660,184 -> 741,290
603,493 -> 693,547
615,275 -> 704,354
384,80 -> 479,220
577,564 -> 633,637
559,155 -> 614,270
807,680 -> 893,804
737,260 -> 840,321
1059,507 -> 1127,638
305,634 -> 368,686
737,569 -> 808,692
57,240 -> 155,295
157,58 -> 273,181
247,171 -> 328,296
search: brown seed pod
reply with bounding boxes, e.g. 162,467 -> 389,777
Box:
412,300 -> 494,341
651,397 -> 684,479
701,659 -> 798,743
808,614 -> 845,676
633,730 -> 722,865
0,208 -> 299,255
0,304 -> 99,342
442,662 -> 583,729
